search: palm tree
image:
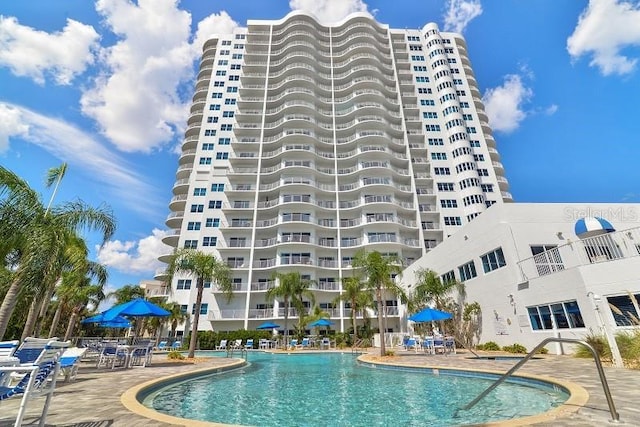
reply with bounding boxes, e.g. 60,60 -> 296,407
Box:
333,275 -> 373,340
267,271 -> 315,340
410,268 -> 464,312
0,167 -> 116,340
108,284 -> 146,305
166,249 -> 232,358
352,249 -> 404,356
164,301 -> 189,339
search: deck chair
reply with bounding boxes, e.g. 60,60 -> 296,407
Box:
59,347 -> 87,382
156,341 -> 168,351
96,341 -> 127,369
0,340 -> 69,427
320,337 -> 331,349
231,339 -> 243,350
215,340 -> 228,350
289,339 -> 298,350
244,339 -> 254,350
433,337 -> 446,354
14,337 -> 58,365
297,338 -> 310,349
0,340 -> 19,358
171,341 -> 182,350
421,336 -> 434,354
405,338 -> 419,352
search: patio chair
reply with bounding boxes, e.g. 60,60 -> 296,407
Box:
171,341 -> 182,350
215,340 -> 228,350
96,341 -> 127,369
0,340 -> 69,427
421,336 -> 434,354
156,341 -> 168,351
259,339 -> 270,350
288,339 -> 298,350
0,340 -> 19,358
244,339 -> 254,350
231,339 -> 243,350
59,347 -> 87,382
405,337 -> 419,352
14,337 -> 58,365
433,336 -> 446,354
129,344 -> 153,368
297,338 -> 310,349
445,336 -> 456,354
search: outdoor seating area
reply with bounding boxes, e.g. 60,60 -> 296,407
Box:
401,335 -> 456,354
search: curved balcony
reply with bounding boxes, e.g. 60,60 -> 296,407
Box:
492,161 -> 505,172
187,111 -> 202,126
182,135 -> 199,151
157,251 -> 174,264
161,229 -> 180,247
179,148 -> 197,165
501,191 -> 514,201
172,178 -> 190,195
192,88 -> 208,103
168,194 -> 188,211
496,175 -> 510,190
184,123 -> 201,138
165,211 -> 184,228
175,164 -> 192,179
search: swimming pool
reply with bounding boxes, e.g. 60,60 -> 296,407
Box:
142,352 -> 569,426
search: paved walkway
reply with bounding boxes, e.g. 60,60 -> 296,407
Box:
1,350 -> 639,426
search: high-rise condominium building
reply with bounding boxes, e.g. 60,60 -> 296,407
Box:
158,11 -> 511,337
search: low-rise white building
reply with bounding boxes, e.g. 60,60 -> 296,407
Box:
399,202 -> 640,355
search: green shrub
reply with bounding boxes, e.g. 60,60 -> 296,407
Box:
477,341 -> 500,351
537,347 -> 549,354
575,332 -> 610,359
616,330 -> 640,362
167,350 -> 185,360
384,350 -> 395,357
502,343 -> 527,354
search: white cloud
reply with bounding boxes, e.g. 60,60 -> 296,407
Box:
544,104 -> 559,115
80,0 -> 196,153
0,101 -> 164,216
96,228 -> 170,274
567,0 -> 640,76
289,0 -> 369,24
0,16 -> 99,85
0,103 -> 29,153
193,11 -> 238,52
482,74 -> 532,133
443,0 -> 483,33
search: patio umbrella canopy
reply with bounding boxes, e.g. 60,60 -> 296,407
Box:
308,318 -> 334,327
408,308 -> 453,322
101,298 -> 170,321
81,313 -> 131,328
256,321 -> 281,330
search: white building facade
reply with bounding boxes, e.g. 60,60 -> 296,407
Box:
159,11 -> 510,337
399,203 -> 640,354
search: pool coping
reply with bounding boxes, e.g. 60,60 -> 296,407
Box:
121,352 -> 589,427
359,354 -> 589,426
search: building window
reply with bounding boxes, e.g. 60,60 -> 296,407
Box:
528,300 -> 585,330
481,247 -> 506,273
187,221 -> 201,231
434,167 -> 450,175
220,124 -> 233,131
208,200 -> 222,209
177,279 -> 192,290
444,216 -> 462,226
431,152 -> 447,160
530,245 -> 564,276
212,92 -> 223,98
224,98 -> 237,104
441,270 -> 455,284
215,152 -> 229,160
180,305 -> 188,314
437,182 -> 455,191
202,143 -> 215,150
607,293 -> 640,326
204,130 -> 216,136
420,99 -> 435,106
207,116 -> 219,123
206,218 -> 220,227
199,157 -> 212,165
218,137 -> 231,145
192,303 -> 209,315
440,199 -> 458,208
425,124 -> 441,132
458,260 -> 477,281
481,184 -> 494,193
190,204 -> 204,213
193,188 -> 206,196
184,240 -> 198,249
222,111 -> 234,118
226,87 -> 238,93
203,236 -> 217,246
211,184 -> 225,192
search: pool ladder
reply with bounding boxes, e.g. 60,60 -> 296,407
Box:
460,337 -> 619,423
226,346 -> 248,360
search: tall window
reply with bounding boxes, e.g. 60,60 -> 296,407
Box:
528,301 -> 585,330
458,261 -> 477,281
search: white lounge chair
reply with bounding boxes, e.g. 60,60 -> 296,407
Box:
59,347 -> 87,382
0,340 -> 19,358
0,340 -> 69,427
215,339 -> 228,350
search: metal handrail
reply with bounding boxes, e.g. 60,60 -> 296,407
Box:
460,337 -> 619,422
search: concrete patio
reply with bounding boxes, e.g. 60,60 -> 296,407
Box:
1,350 -> 639,426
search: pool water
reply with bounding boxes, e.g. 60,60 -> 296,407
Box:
144,352 -> 568,426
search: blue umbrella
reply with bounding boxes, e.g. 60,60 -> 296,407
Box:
101,298 -> 170,321
256,321 -> 281,330
308,318 -> 334,327
574,216 -> 615,238
81,313 -> 131,328
408,308 -> 452,322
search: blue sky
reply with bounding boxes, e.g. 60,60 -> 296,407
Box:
1,0 -> 639,295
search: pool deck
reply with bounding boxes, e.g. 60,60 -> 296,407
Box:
1,349 -> 639,426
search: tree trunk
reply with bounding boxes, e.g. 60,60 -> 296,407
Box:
0,277 -> 23,340
376,286 -> 386,356
350,297 -> 357,340
35,281 -> 57,336
49,303 -> 63,339
188,278 -> 204,358
64,309 -> 79,341
21,299 -> 39,340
